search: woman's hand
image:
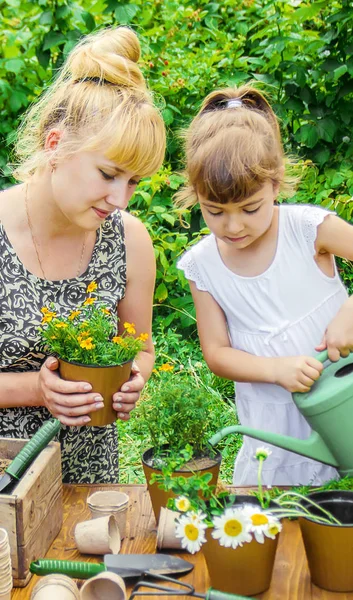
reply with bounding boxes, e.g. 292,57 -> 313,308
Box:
272,355 -> 323,393
112,361 -> 144,421
38,357 -> 105,426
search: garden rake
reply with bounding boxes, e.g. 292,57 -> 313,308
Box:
129,572 -> 255,600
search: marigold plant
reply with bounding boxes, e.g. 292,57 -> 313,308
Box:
39,282 -> 148,366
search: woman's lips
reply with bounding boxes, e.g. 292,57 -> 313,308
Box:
93,207 -> 110,219
225,235 -> 248,242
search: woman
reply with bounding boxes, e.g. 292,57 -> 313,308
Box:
0,26 -> 166,483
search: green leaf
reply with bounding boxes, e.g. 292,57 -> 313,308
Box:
155,283 -> 168,302
114,4 -> 139,24
317,118 -> 337,143
333,64 -> 348,81
5,58 -> 24,73
82,11 -> 96,31
39,10 -> 53,26
296,124 -> 319,148
42,31 -> 67,51
162,108 -> 174,126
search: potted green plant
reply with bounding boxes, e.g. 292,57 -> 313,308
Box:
39,281 -> 148,427
138,373 -> 222,522
156,448 -> 347,597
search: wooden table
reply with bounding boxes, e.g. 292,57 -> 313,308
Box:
11,484 -> 353,599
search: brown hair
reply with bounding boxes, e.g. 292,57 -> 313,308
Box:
12,27 -> 166,181
175,85 -> 296,208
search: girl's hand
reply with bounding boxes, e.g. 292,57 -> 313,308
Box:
112,362 -> 144,421
38,357 -> 105,426
272,356 -> 323,393
316,306 -> 353,362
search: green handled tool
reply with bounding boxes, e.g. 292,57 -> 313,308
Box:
0,418 -> 61,493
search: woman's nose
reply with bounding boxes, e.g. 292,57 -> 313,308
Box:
106,182 -> 130,210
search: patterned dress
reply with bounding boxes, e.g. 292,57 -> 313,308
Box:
0,211 -> 126,483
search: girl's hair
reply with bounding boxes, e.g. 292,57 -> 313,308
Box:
12,27 -> 166,181
175,85 -> 296,208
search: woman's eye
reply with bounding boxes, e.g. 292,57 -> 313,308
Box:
244,207 -> 260,214
129,179 -> 140,187
207,210 -> 222,217
99,169 -> 115,181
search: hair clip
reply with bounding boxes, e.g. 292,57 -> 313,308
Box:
226,99 -> 243,108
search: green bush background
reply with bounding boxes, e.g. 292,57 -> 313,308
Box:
1,0 -> 353,481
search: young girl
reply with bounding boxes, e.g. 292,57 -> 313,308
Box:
177,85 -> 353,486
0,27 -> 165,483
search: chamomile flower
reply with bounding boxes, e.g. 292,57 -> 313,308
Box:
175,496 -> 191,512
175,512 -> 207,554
212,507 -> 252,549
255,447 -> 272,461
242,505 -> 281,543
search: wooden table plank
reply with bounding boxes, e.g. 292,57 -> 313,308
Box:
11,484 -> 353,599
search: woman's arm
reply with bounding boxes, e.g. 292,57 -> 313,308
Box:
190,281 -> 322,393
315,214 -> 353,360
112,212 -> 156,419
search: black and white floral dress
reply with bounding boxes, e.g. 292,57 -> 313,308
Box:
0,210 -> 126,483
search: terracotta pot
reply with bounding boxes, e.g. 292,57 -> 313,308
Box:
74,514 -> 121,554
80,572 -> 126,600
30,574 -> 80,600
87,491 -> 129,539
299,490 -> 353,592
59,358 -> 132,427
142,447 -> 222,523
202,495 -> 279,597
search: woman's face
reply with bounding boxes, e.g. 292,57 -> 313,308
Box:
198,181 -> 278,249
50,149 -> 140,229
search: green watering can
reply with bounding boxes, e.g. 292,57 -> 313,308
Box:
209,351 -> 353,476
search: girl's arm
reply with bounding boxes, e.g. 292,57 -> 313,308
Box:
112,212 -> 156,420
190,281 -> 322,393
315,214 -> 353,360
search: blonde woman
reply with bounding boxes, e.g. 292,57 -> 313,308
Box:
0,27 -> 165,483
177,86 -> 353,486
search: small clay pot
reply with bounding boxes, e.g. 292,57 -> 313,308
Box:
80,572 -> 126,600
30,574 -> 80,600
156,508 -> 182,550
87,491 -> 129,539
74,515 -> 121,554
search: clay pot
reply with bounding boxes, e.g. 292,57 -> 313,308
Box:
59,359 -> 132,427
87,491 -> 129,539
299,490 -> 353,592
74,514 -> 121,554
156,507 -> 182,550
142,448 -> 222,523
30,574 -> 80,600
202,496 -> 279,597
80,572 -> 126,600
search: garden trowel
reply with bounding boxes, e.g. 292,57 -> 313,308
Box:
0,418 -> 61,493
30,554 -> 194,579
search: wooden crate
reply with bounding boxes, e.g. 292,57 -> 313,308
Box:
0,437 -> 63,587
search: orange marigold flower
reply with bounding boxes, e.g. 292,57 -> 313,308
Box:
55,322 -> 68,329
101,308 -> 110,315
137,333 -> 149,342
41,307 -> 50,314
80,330 -> 90,337
86,281 -> 98,293
112,336 -> 124,344
159,363 -> 174,372
124,322 -> 136,334
41,311 -> 57,323
68,310 -> 81,321
83,297 -> 96,306
80,337 -> 95,350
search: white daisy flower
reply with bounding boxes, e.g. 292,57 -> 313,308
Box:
255,446 -> 272,461
175,512 -> 207,554
175,496 -> 191,512
242,505 -> 281,543
211,507 -> 252,549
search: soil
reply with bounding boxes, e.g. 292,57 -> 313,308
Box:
146,452 -> 219,471
0,458 -> 11,476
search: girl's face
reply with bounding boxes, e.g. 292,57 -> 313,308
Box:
198,181 -> 278,249
50,149 -> 140,230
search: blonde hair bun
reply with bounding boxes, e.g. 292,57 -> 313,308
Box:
67,27 -> 146,89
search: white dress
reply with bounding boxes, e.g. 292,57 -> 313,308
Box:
178,204 -> 348,486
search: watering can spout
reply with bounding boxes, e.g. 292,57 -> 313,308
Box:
208,426 -> 339,468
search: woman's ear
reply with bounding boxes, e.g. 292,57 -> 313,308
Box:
44,128 -> 63,151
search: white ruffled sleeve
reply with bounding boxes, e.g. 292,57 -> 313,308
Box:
301,205 -> 335,256
177,251 -> 208,291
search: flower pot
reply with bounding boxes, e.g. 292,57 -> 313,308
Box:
202,495 -> 279,597
299,490 -> 353,592
58,358 -> 132,427
87,491 -> 129,539
142,447 -> 222,523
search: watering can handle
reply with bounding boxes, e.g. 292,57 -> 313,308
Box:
316,350 -> 329,364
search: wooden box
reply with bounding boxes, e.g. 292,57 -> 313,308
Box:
0,437 -> 63,587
